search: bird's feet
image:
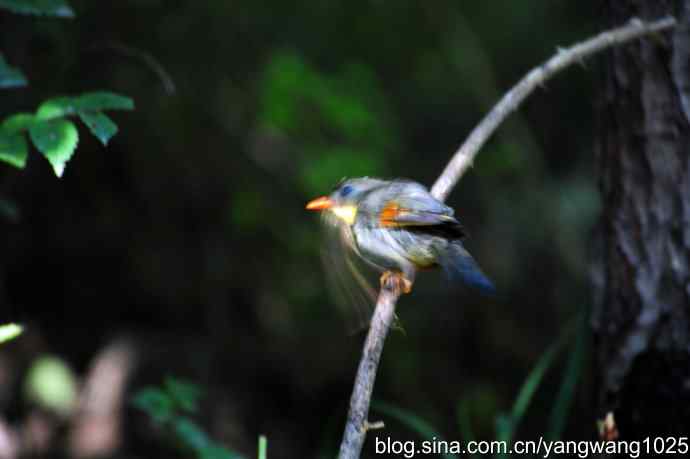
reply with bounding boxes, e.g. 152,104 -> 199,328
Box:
380,271 -> 412,294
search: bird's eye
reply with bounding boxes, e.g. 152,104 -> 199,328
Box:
340,185 -> 354,197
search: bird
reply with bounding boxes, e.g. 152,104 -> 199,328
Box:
305,177 -> 495,301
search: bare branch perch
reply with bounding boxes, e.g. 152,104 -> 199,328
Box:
338,279 -> 399,459
337,16 -> 676,459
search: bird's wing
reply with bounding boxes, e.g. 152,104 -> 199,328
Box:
379,201 -> 458,226
373,182 -> 466,239
320,212 -> 377,333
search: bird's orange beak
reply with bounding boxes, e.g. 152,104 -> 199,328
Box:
305,196 -> 333,210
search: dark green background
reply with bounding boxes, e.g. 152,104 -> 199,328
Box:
1,2 -> 600,457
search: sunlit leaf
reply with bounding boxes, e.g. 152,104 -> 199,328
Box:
258,435 -> 267,459
0,53 -> 27,88
35,96 -> 78,120
29,119 -> 78,176
0,323 -> 23,344
78,111 -> 118,145
0,129 -> 28,168
0,0 -> 74,17
24,355 -> 78,416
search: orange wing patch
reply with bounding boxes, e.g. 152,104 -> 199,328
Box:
380,201 -> 404,227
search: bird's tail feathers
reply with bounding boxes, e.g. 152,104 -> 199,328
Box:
435,242 -> 496,296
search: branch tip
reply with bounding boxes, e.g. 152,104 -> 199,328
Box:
364,421 -> 385,432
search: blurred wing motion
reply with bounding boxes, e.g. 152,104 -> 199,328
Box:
320,211 -> 377,333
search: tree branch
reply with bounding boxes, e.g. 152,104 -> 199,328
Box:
430,16 -> 676,201
338,279 -> 399,459
337,16 -> 676,459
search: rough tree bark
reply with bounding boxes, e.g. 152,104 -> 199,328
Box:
594,0 -> 690,439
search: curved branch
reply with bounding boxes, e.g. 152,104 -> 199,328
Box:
337,15 -> 676,459
337,280 -> 400,459
430,16 -> 676,201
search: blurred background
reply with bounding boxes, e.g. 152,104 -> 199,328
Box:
1,1 -> 602,457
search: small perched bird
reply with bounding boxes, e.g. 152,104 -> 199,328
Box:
306,178 -> 495,303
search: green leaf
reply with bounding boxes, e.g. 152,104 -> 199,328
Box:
75,92 -> 134,111
0,0 -> 74,17
2,113 -> 36,132
173,417 -> 210,451
373,401 -> 457,459
0,323 -> 23,344
0,53 -> 27,88
547,310 -> 589,440
33,93 -> 133,123
35,96 -> 78,120
24,355 -> 78,416
164,377 -> 202,413
494,414 -> 513,450
132,387 -> 175,423
200,445 -> 244,459
78,111 -> 118,145
258,435 -> 267,459
0,129 -> 28,168
509,346 -> 560,426
29,119 -> 78,176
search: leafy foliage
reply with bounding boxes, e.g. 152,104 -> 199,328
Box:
0,92 -> 134,176
0,0 -> 74,17
258,51 -> 399,195
0,323 -> 23,344
0,53 -> 27,88
133,378 -> 245,459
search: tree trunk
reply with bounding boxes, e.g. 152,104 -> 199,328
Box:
594,0 -> 690,439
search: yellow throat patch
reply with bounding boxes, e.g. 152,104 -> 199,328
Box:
331,205 -> 358,225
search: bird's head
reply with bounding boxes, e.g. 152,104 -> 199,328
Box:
305,177 -> 384,225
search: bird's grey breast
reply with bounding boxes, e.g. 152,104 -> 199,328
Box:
352,219 -> 408,272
